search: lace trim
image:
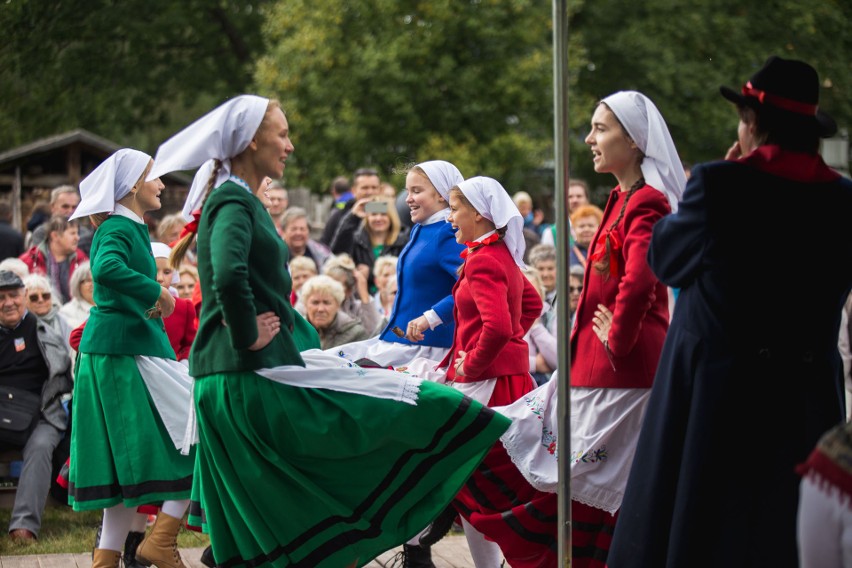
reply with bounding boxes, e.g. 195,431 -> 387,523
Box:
398,377 -> 423,406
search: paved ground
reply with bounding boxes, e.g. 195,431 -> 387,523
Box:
0,534 -> 480,567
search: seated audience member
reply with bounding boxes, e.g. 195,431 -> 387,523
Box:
569,204 -> 603,270
27,185 -> 81,249
281,207 -> 331,270
0,202 -> 24,259
175,265 -> 198,301
522,266 -> 557,385
323,254 -> 381,336
267,181 -> 289,235
301,275 -> 369,350
0,258 -> 29,280
568,264 -> 584,329
23,274 -> 71,345
529,244 -> 558,332
19,215 -> 88,304
376,276 -> 398,331
289,255 -> 318,309
59,261 -> 94,331
156,213 -> 188,246
541,179 -> 592,247
0,271 -> 73,542
371,255 -> 399,316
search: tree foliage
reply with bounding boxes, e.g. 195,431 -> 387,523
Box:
0,0 -> 270,153
0,0 -> 849,202
255,0 -> 586,192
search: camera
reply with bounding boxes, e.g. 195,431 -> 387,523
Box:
365,201 -> 389,214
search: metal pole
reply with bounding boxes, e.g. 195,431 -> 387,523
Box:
553,0 -> 571,566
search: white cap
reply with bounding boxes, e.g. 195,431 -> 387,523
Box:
456,176 -> 526,268
71,149 -> 151,220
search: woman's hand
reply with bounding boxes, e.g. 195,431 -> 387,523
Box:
724,140 -> 742,161
405,315 -> 429,342
249,311 -> 281,351
158,286 -> 176,318
351,197 -> 371,219
454,350 -> 467,377
592,304 -> 613,346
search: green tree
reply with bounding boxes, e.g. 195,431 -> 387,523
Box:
0,0 -> 271,153
570,0 -> 852,196
256,0 -> 588,193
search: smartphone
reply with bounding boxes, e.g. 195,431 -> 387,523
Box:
365,201 -> 389,214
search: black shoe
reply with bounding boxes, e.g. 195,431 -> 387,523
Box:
123,530 -> 147,568
200,545 -> 216,568
418,506 -> 457,547
401,544 -> 436,568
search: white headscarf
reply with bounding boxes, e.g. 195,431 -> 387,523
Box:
456,176 -> 526,268
70,149 -> 151,221
147,95 -> 270,220
602,91 -> 686,212
416,160 -> 464,201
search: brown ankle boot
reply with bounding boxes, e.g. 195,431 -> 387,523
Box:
92,548 -> 122,568
136,512 -> 187,568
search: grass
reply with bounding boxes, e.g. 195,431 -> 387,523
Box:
0,500 -> 210,557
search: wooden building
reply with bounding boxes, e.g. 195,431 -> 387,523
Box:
0,129 -> 191,231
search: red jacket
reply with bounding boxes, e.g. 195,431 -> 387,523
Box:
20,245 -> 88,288
441,240 -> 542,382
163,297 -> 198,361
570,184 -> 670,389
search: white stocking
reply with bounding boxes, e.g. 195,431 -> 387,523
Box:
99,505 -> 137,552
461,517 -> 503,567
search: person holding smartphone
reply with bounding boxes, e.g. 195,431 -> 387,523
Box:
329,196 -> 408,292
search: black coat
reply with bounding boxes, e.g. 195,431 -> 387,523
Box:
609,152 -> 852,568
0,221 -> 24,259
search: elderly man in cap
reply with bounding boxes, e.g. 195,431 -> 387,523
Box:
0,270 -> 73,542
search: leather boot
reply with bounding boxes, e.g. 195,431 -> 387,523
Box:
402,544 -> 436,568
123,530 -> 147,568
135,512 -> 187,568
92,548 -> 122,568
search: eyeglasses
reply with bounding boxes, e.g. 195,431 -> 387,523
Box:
29,292 -> 51,302
569,286 -> 583,293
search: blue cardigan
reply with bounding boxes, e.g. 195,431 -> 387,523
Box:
379,220 -> 464,347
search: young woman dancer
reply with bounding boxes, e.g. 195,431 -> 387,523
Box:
439,176 -> 551,567
147,95 -> 509,568
68,149 -> 196,568
331,160 -> 467,369
471,91 -> 685,567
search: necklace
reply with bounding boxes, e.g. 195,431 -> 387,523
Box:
228,174 -> 252,193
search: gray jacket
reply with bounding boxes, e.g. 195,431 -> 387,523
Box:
318,311 -> 369,351
31,313 -> 73,431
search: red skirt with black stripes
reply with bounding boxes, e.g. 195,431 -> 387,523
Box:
452,373 -> 559,568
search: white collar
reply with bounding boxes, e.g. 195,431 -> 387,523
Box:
421,208 -> 450,226
112,204 -> 145,224
472,229 -> 497,243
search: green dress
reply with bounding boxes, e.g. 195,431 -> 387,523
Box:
188,181 -> 509,567
69,211 -> 195,510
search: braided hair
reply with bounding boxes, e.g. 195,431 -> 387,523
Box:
592,176 -> 645,277
169,159 -> 222,269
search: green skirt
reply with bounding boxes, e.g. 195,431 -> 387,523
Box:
69,353 -> 195,510
188,371 -> 509,567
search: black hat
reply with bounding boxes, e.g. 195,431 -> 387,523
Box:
720,56 -> 837,138
0,271 -> 24,290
